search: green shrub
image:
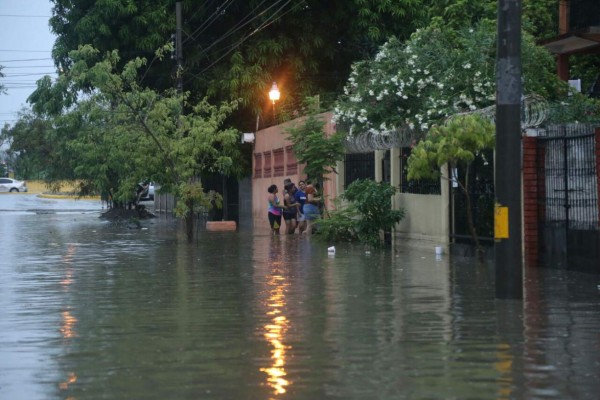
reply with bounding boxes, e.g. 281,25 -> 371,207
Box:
316,199 -> 360,243
317,179 -> 405,248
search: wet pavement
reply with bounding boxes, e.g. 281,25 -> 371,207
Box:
0,195 -> 599,399
0,193 -> 104,214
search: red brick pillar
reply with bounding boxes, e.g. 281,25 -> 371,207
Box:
522,136 -> 539,267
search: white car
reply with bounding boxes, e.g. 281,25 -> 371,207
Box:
137,181 -> 155,201
147,183 -> 155,200
0,178 -> 28,193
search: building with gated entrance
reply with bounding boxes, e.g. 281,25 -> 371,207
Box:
249,103 -> 600,271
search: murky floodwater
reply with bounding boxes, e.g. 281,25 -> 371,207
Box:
1,195 -> 599,399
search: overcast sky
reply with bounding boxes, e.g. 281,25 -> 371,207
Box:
0,0 -> 56,128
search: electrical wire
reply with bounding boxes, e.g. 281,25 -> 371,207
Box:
183,0 -> 234,45
184,0 -> 298,84
3,86 -> 39,89
190,0 -> 275,61
2,72 -> 57,77
140,0 -> 220,84
1,65 -> 55,69
0,58 -> 53,63
0,14 -> 51,18
183,0 -> 215,25
2,1 -> 300,99
0,50 -> 52,53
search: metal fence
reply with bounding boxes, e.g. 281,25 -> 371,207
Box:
345,152 -> 375,188
538,126 -> 598,230
400,147 -> 441,195
536,123 -> 599,273
451,149 -> 495,243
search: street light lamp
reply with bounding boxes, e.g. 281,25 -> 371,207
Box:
268,81 -> 280,123
268,82 -> 280,104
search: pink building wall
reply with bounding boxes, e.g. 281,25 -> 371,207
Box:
252,112 -> 339,228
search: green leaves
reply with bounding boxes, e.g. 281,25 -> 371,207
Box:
318,179 -> 405,248
334,19 -> 561,137
47,0 -> 451,132
407,114 -> 494,181
285,97 -> 345,184
10,45 -> 242,218
406,113 -> 494,252
174,181 -> 222,219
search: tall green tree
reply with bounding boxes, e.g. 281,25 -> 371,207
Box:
285,97 -> 345,188
22,45 -> 242,241
0,110 -> 57,180
523,0 -> 559,40
47,0 -> 450,131
43,0 -> 582,136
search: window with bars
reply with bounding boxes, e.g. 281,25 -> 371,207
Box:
273,148 -> 284,177
345,152 -> 375,188
263,151 -> 272,178
254,153 -> 262,178
286,146 -> 298,175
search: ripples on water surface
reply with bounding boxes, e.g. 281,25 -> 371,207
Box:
0,212 -> 599,399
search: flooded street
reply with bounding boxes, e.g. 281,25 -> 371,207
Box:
1,195 -> 599,399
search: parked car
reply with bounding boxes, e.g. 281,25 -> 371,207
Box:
0,178 -> 28,193
147,183 -> 155,200
137,181 -> 155,201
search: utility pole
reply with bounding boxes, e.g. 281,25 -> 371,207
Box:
176,2 -> 183,95
495,0 -> 523,299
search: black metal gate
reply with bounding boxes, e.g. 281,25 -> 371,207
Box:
536,128 -> 599,273
450,149 -> 495,244
345,152 -> 375,188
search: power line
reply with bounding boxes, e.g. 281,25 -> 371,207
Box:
0,50 -> 52,53
184,0 -> 297,84
0,14 -> 51,18
184,0 -> 233,45
3,72 -> 57,77
4,86 -> 39,89
1,65 -> 55,69
184,0 -> 216,26
190,0 -> 275,60
0,58 -> 53,63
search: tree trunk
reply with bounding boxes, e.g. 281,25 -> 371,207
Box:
185,199 -> 194,243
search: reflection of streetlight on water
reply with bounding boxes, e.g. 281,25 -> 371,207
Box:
260,276 -> 290,395
269,81 -> 280,122
259,239 -> 291,396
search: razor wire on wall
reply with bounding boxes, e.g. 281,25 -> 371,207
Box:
342,95 -> 550,153
343,124 -> 422,154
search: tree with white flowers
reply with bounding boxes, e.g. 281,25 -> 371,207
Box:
333,20 -> 562,137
